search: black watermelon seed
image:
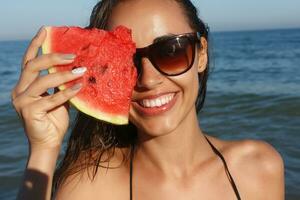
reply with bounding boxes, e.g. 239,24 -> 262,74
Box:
100,64 -> 108,74
72,66 -> 79,70
88,76 -> 96,84
81,44 -> 90,51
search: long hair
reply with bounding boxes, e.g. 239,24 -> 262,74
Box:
52,0 -> 210,195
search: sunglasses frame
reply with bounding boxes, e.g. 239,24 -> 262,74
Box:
134,32 -> 202,76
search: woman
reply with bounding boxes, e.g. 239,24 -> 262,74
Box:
13,0 -> 284,199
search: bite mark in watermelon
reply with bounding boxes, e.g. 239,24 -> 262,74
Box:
42,26 -> 137,125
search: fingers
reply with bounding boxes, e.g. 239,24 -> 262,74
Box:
26,53 -> 76,72
13,67 -> 86,112
12,68 -> 85,116
14,53 -> 76,97
13,26 -> 77,100
12,27 -> 46,100
25,67 -> 86,97
22,27 -> 46,68
15,83 -> 81,124
33,83 -> 82,113
53,87 -> 70,111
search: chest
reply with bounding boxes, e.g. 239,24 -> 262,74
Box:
130,174 -> 237,200
83,155 -> 240,200
89,170 -> 238,200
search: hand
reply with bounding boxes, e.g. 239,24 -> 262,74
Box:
11,27 -> 86,151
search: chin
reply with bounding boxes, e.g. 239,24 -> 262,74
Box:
130,115 -> 180,140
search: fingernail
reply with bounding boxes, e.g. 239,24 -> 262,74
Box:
62,54 -> 76,60
71,83 -> 82,91
72,67 -> 87,74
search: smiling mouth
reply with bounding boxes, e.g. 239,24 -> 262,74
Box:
132,92 -> 178,116
137,93 -> 176,108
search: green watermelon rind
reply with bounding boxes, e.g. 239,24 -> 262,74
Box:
41,26 -> 129,125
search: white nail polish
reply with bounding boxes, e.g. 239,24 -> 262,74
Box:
72,67 -> 87,74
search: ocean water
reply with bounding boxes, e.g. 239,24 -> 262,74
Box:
0,28 -> 299,199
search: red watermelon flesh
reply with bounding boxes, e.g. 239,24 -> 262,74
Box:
42,26 -> 137,125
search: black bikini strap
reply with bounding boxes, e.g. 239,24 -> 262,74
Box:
129,138 -> 241,200
204,136 -> 241,200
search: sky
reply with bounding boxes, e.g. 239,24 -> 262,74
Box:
0,0 -> 300,41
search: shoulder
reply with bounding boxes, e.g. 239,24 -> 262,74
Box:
229,139 -> 284,171
55,148 -> 130,200
208,136 -> 285,199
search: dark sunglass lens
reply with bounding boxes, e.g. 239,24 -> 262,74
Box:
153,37 -> 193,75
133,53 -> 142,76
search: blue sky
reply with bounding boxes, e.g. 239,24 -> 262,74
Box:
0,0 -> 299,41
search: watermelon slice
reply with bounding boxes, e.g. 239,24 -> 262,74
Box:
42,26 -> 137,125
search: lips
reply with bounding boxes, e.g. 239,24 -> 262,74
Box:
138,93 -> 175,108
132,92 -> 178,116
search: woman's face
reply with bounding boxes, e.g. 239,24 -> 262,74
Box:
108,0 -> 207,138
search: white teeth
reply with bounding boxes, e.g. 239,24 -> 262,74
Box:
139,93 -> 175,108
150,101 -> 156,107
144,100 -> 151,107
156,99 -> 162,107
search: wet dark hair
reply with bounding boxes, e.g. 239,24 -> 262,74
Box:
52,0 -> 210,195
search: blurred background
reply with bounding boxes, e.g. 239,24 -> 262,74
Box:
0,0 -> 299,199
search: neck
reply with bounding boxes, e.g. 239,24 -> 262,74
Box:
134,108 -> 212,178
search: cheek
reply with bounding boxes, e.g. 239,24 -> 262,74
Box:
181,66 -> 200,105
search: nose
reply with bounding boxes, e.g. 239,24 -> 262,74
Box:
135,58 -> 164,90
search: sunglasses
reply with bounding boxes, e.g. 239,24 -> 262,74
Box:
133,32 -> 202,76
